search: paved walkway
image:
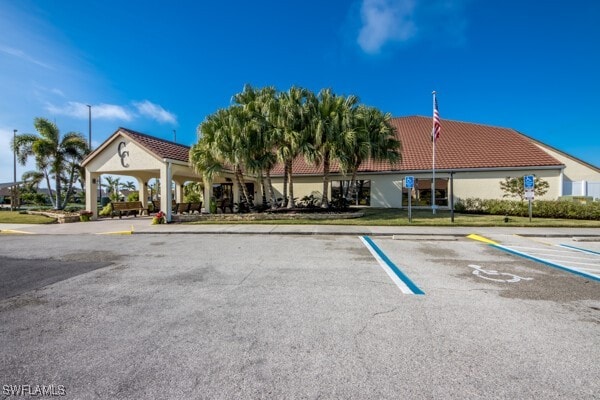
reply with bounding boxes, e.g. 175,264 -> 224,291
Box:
1,216 -> 599,237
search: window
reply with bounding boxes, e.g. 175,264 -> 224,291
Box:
331,180 -> 371,206
411,178 -> 448,206
212,183 -> 233,201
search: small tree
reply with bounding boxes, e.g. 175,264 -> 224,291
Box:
500,176 -> 549,201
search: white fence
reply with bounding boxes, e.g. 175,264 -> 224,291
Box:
563,180 -> 600,200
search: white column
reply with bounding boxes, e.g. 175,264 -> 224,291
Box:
160,162 -> 173,222
174,180 -> 184,203
558,170 -> 564,197
203,179 -> 213,213
233,183 -> 240,206
136,177 -> 147,213
85,169 -> 98,220
582,180 -> 588,197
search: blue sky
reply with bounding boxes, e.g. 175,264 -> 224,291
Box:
1,0 -> 599,183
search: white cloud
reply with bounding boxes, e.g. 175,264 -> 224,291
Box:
133,100 -> 177,124
43,100 -> 176,125
356,0 -> 469,54
45,101 -> 134,121
0,44 -> 53,69
94,103 -> 135,121
51,88 -> 65,97
357,0 -> 417,54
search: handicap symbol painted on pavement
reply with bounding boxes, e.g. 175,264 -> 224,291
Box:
468,264 -> 533,283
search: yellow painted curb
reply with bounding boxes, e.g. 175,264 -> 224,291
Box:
96,230 -> 133,235
0,229 -> 35,235
466,234 -> 498,245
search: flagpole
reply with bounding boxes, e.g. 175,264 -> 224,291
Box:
432,91 -> 436,215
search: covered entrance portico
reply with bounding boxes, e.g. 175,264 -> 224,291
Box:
82,128 -> 251,222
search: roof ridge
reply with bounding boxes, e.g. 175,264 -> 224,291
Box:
119,127 -> 190,149
391,116 -> 517,132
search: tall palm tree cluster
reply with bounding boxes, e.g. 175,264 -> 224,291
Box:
190,85 -> 402,209
13,118 -> 89,210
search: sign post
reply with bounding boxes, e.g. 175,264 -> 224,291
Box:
524,175 -> 534,222
404,176 -> 414,223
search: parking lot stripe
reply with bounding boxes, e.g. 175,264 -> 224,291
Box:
96,230 -> 133,235
466,234 -> 498,245
490,244 -> 600,283
359,236 -> 424,295
0,229 -> 35,235
558,244 -> 600,256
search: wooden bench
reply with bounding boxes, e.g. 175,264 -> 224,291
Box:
218,198 -> 233,213
172,202 -> 203,214
173,202 -> 190,214
188,202 -> 203,214
110,201 -> 148,219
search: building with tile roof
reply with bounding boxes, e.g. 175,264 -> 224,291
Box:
82,119 -> 600,219
268,116 -> 599,207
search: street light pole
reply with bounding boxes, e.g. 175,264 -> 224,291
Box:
12,129 -> 17,211
86,104 -> 92,148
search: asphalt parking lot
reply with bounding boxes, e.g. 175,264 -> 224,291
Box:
1,232 -> 599,399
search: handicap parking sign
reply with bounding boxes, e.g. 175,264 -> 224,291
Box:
404,176 -> 414,188
524,175 -> 534,189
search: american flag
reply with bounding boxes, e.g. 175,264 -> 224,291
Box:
432,96 -> 441,142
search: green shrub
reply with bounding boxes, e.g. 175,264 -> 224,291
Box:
557,196 -> 594,204
455,198 -> 600,220
99,204 -> 113,217
127,192 -> 139,201
64,205 -> 84,212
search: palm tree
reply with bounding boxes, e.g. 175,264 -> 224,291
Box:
307,89 -> 359,208
122,180 -> 136,192
275,86 -> 312,208
21,170 -> 45,193
233,84 -> 279,208
103,176 -> 121,201
192,107 -> 253,207
13,117 -> 89,209
342,106 -> 402,198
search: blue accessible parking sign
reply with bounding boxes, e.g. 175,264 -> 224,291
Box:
524,175 -> 534,190
405,176 -> 414,188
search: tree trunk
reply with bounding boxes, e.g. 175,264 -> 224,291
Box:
321,150 -> 330,208
235,165 -> 251,205
347,168 -> 358,202
259,171 -> 267,207
287,159 -> 295,208
265,169 -> 276,209
54,165 -> 62,210
43,169 -> 56,208
282,161 -> 289,208
61,163 -> 77,209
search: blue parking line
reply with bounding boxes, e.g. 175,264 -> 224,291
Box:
491,244 -> 600,283
361,236 -> 424,295
558,244 -> 600,256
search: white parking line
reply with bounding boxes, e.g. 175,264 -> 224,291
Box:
359,236 -> 424,295
490,244 -> 600,282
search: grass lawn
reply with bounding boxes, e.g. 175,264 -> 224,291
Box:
0,211 -> 57,224
190,208 -> 600,228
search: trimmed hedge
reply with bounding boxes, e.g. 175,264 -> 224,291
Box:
455,198 -> 600,220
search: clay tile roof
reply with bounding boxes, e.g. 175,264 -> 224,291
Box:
271,116 -> 563,175
120,127 -> 190,162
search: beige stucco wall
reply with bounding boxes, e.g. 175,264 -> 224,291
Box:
270,168 -> 563,207
85,135 -> 163,173
535,144 -> 600,182
271,174 -> 403,207
451,169 -> 561,201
